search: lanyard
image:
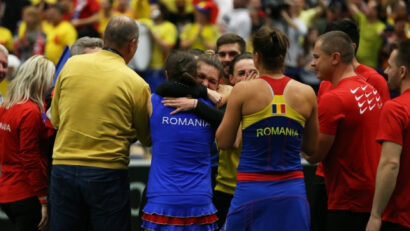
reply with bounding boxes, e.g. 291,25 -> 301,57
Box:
103,47 -> 122,58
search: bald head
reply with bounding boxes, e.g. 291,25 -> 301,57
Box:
104,15 -> 139,50
0,44 -> 8,82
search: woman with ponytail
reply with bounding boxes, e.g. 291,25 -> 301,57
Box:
141,50 -> 218,231
216,26 -> 319,231
0,55 -> 55,231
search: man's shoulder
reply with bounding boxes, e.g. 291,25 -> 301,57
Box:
391,91 -> 410,107
321,77 -> 368,101
356,64 -> 384,80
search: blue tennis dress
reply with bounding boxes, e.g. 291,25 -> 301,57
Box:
142,93 -> 218,231
222,76 -> 310,231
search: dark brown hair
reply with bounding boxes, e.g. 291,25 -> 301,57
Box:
252,26 -> 289,71
164,50 -> 197,86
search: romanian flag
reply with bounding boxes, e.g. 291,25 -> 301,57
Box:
272,104 -> 286,114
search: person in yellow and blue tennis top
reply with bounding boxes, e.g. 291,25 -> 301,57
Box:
216,26 -> 319,231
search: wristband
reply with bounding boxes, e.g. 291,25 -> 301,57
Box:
39,197 -> 47,205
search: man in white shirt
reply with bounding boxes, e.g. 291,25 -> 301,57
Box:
218,0 -> 252,42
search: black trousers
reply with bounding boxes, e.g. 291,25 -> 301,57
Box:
212,190 -> 233,229
309,175 -> 327,231
0,197 -> 41,231
327,210 -> 370,231
381,221 -> 410,231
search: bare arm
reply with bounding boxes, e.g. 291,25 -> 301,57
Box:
71,13 -> 99,27
314,0 -> 327,17
281,10 -> 298,30
216,85 -> 244,149
300,89 -> 319,156
366,141 -> 402,231
346,0 -> 361,18
232,125 -> 242,149
201,35 -> 217,50
303,132 -> 335,164
148,28 -> 175,52
180,24 -> 203,49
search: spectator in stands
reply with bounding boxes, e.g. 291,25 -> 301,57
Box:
180,1 -> 220,51
140,2 -> 178,92
219,0 -> 252,42
298,27 -> 320,91
0,19 -> 13,52
45,3 -> 77,64
98,0 -> 119,36
59,0 -> 100,37
115,0 -> 136,18
347,0 -> 386,68
267,0 -> 307,80
15,6 -> 47,62
0,45 -> 8,102
130,0 -> 151,19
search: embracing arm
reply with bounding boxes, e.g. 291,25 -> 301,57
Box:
216,85 -> 243,149
155,81 -> 208,98
161,97 -> 224,127
193,101 -> 224,127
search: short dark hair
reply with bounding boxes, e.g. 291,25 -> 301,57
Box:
317,31 -> 354,64
104,16 -> 139,49
394,39 -> 410,71
164,50 -> 197,86
325,20 -> 360,54
216,33 -> 246,54
252,26 -> 289,71
229,52 -> 253,75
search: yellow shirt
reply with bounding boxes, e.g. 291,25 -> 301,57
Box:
130,0 -> 150,19
354,12 -> 386,68
0,27 -> 13,52
0,79 -> 9,102
18,21 -> 53,39
30,0 -> 56,4
161,0 -> 193,14
215,146 -> 241,195
145,20 -> 177,69
51,50 -> 152,169
45,21 -> 77,64
98,11 -> 121,36
180,23 -> 220,51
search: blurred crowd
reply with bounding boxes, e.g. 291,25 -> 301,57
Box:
0,0 -> 409,92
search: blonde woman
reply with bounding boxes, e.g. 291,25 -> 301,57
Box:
0,55 -> 55,231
